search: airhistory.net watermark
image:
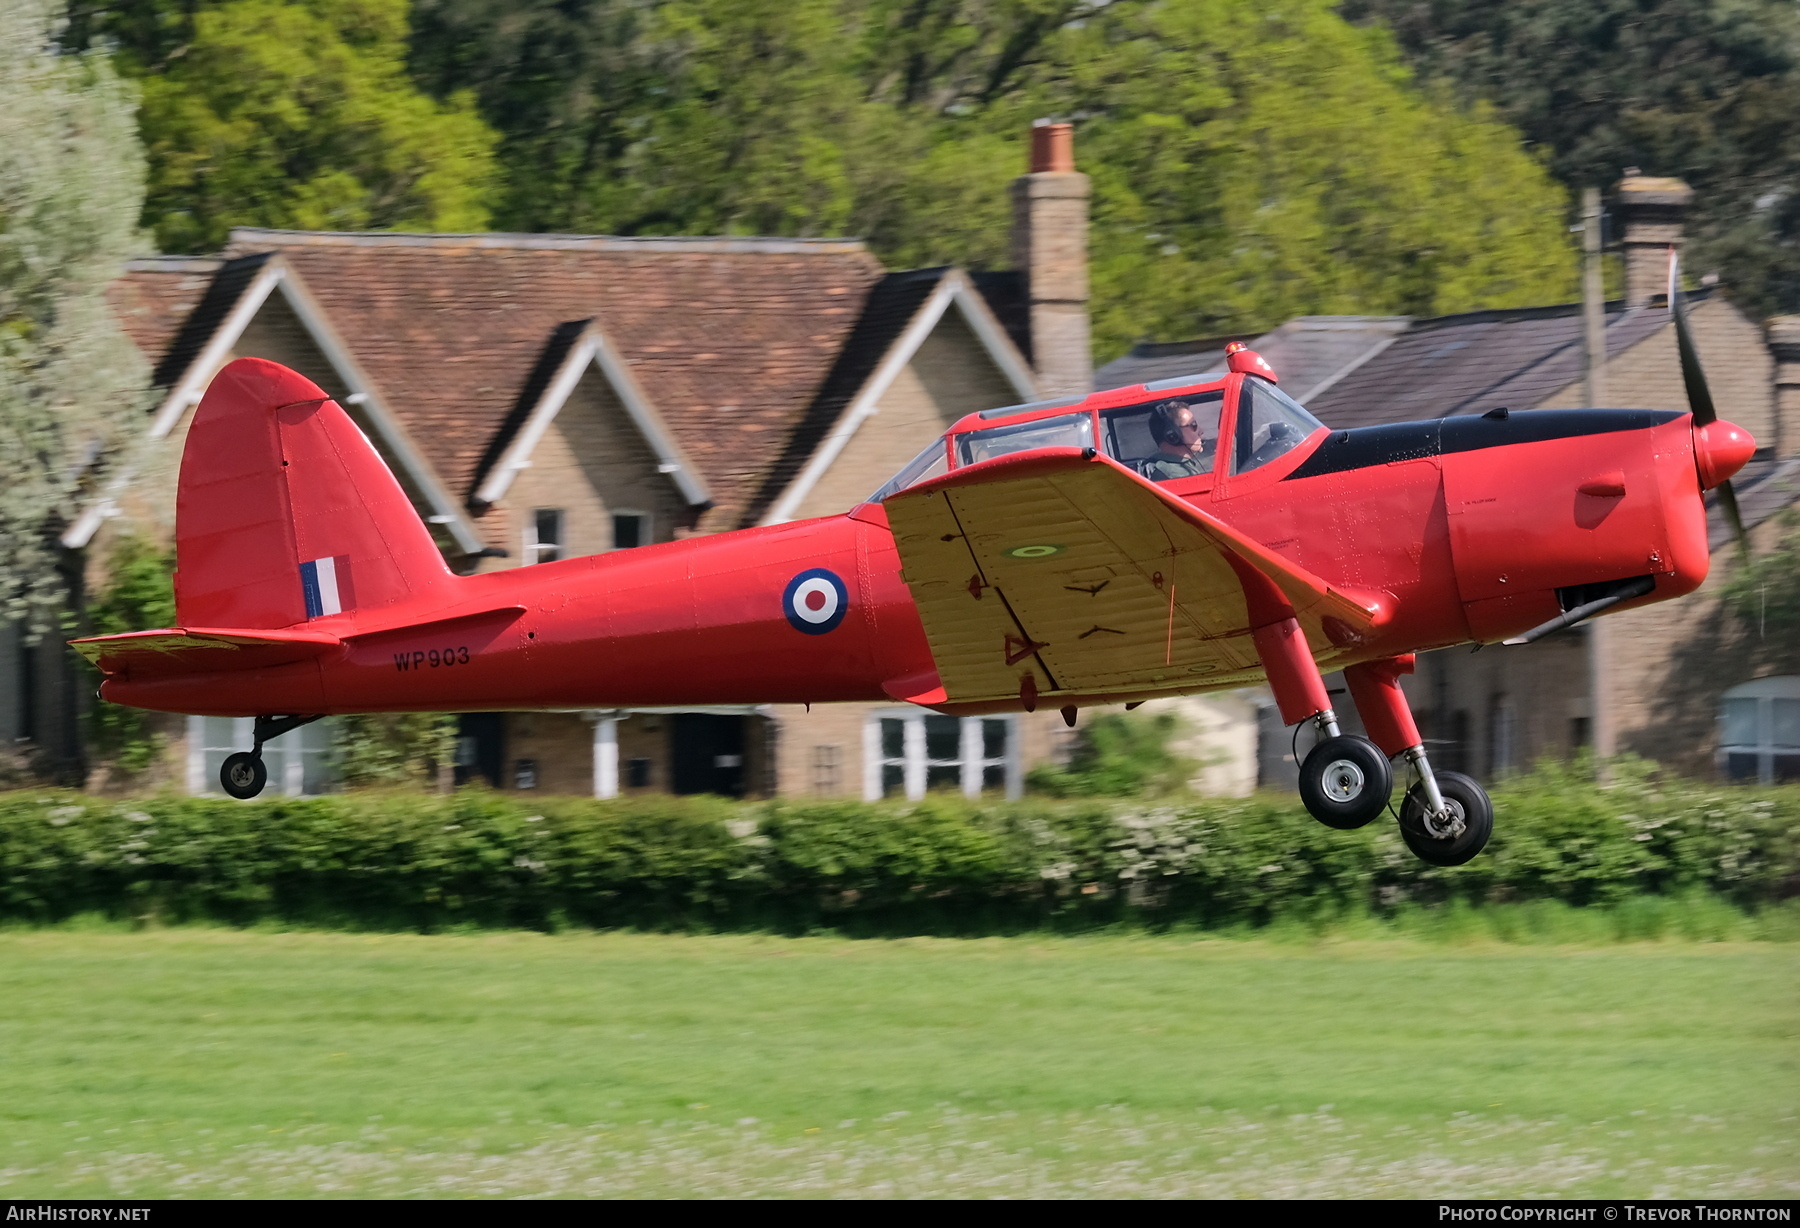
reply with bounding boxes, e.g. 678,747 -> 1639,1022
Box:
5,1209 -> 150,1222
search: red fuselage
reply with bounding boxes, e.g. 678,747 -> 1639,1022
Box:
103,374 -> 1730,719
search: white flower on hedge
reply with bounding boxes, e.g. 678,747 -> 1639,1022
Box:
725,819 -> 759,840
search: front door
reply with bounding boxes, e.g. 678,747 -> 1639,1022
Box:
670,714 -> 747,796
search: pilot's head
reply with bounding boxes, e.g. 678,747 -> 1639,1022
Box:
1149,399 -> 1204,455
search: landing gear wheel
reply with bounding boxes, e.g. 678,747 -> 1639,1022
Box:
1398,770 -> 1492,866
220,752 -> 267,800
1298,736 -> 1393,830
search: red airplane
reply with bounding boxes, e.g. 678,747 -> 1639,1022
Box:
74,258 -> 1756,865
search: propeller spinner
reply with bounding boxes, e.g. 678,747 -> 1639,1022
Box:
1667,249 -> 1754,558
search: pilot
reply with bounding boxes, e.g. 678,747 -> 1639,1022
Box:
1136,400 -> 1213,482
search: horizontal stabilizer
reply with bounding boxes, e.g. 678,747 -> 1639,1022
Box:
71,626 -> 342,678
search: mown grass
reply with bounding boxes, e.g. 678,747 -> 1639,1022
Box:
0,927 -> 1794,1197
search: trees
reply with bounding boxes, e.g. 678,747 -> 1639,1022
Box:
0,0 -> 151,639
1340,0 -> 1800,321
406,0 -> 1577,353
73,0 -> 503,252
1023,0 -> 1579,352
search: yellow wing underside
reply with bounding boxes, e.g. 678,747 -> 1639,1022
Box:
885,452 -> 1378,709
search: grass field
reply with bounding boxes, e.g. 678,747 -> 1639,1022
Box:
0,928 -> 1794,1198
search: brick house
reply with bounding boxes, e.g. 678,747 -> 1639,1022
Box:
18,127 -> 1100,798
1101,174 -> 1800,784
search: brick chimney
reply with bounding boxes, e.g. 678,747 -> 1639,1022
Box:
1011,121 -> 1092,397
1616,170 -> 1694,307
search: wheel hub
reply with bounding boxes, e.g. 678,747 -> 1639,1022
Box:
1422,798 -> 1467,840
1321,759 -> 1366,803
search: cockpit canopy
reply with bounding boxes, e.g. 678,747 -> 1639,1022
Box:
868,365 -> 1324,504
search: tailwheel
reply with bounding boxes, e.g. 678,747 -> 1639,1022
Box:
220,751 -> 268,800
1398,770 -> 1492,866
1298,735 -> 1392,830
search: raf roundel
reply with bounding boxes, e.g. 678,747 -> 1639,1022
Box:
783,567 -> 849,635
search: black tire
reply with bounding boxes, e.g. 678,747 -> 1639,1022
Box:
1398,771 -> 1493,866
1298,736 -> 1393,830
220,752 -> 268,800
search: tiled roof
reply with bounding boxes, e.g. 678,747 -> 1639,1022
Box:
1094,318 -> 1414,400
1307,299 -> 1680,430
1094,335 -> 1246,390
469,319 -> 590,505
739,267 -> 949,526
106,256 -> 224,374
971,271 -> 1031,363
149,253 -> 273,388
222,229 -> 888,529
1254,317 -> 1413,401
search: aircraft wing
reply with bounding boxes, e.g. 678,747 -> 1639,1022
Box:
882,449 -> 1387,707
70,627 -> 342,678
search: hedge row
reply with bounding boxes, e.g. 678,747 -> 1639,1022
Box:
1,762 -> 1795,932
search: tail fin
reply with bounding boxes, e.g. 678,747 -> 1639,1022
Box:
176,358 -> 455,629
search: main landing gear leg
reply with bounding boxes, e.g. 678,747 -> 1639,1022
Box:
219,714 -> 323,799
1254,616 -> 1392,830
1343,656 -> 1492,866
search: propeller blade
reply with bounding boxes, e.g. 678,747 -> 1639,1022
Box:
1716,478 -> 1750,562
1667,247 -> 1718,426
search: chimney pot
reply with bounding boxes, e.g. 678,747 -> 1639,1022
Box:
1030,121 -> 1075,174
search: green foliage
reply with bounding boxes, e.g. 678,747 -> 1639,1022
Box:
0,762 -> 1792,932
84,535 -> 176,774
333,713 -> 456,787
1340,0 -> 1800,321
402,0 -> 1576,353
1722,508 -> 1800,634
0,0 -> 151,636
1041,0 -> 1579,353
1027,711 -> 1196,797
113,0 -> 502,252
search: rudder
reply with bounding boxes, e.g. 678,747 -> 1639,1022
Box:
176,358 -> 455,628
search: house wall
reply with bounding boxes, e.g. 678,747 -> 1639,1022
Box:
504,711 -> 595,794
1139,691 -> 1262,796
767,701 -> 1062,800
1606,511 -> 1800,776
1410,630 -> 1593,779
1534,297 -> 1774,451
789,309 -> 1021,522
486,369 -> 694,566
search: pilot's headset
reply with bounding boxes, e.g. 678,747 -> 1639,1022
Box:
1148,399 -> 1193,447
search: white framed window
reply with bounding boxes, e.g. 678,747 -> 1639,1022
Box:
863,710 -> 1019,801
524,508 -> 564,563
611,510 -> 649,551
1718,677 -> 1800,785
187,716 -> 338,797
